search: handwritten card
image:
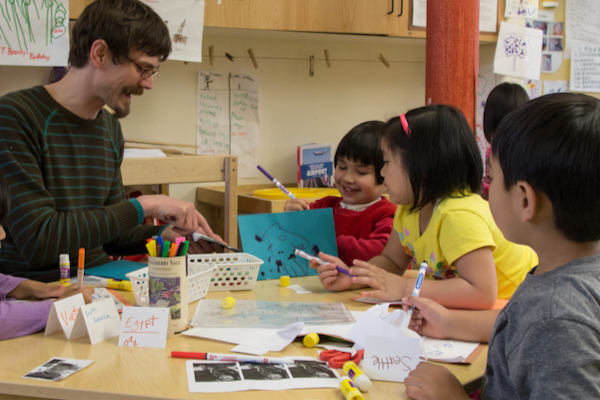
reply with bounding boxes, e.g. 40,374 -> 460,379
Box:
44,293 -> 86,339
238,209 -> 338,280
505,0 -> 539,19
118,307 -> 171,349
364,334 -> 420,383
70,299 -> 121,344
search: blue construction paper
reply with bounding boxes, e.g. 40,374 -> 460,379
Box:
87,259 -> 147,280
238,208 -> 338,280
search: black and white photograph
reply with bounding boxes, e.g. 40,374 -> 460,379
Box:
23,358 -> 93,382
286,361 -> 337,379
193,363 -> 242,382
239,363 -> 290,380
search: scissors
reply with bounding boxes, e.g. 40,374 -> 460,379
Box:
319,349 -> 364,369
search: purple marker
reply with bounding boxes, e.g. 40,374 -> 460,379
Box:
293,249 -> 355,276
257,165 -> 296,199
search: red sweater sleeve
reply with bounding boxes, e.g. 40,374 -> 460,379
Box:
336,214 -> 394,265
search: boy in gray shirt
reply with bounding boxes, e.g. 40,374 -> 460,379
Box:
402,93 -> 600,400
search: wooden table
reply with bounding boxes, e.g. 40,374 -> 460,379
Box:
0,277 -> 486,400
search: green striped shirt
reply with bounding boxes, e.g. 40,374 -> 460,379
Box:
0,86 -> 162,281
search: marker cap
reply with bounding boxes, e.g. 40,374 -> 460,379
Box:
303,333 -> 320,348
60,254 -> 69,264
221,296 -> 235,309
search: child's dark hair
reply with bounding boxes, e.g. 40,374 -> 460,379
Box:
69,0 -> 171,68
483,83 -> 529,144
383,105 -> 483,211
0,175 -> 11,225
493,93 -> 600,243
335,121 -> 386,185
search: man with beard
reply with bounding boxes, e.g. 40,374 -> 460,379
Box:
0,0 -> 221,281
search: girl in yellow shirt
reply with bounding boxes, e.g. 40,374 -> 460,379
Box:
312,105 -> 537,309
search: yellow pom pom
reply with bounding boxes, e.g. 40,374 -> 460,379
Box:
303,333 -> 320,348
221,296 -> 235,309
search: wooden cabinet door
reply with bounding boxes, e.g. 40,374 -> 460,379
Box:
205,0 -> 249,29
250,0 -> 397,36
69,0 -> 94,19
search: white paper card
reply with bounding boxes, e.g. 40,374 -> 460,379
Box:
364,334 -> 421,383
494,22 -> 543,79
570,43 -> 600,93
118,307 -> 170,349
70,299 -> 121,344
346,304 -> 408,349
44,293 -> 86,339
286,284 -> 312,295
543,80 -> 569,95
231,322 -> 305,355
505,0 -> 539,19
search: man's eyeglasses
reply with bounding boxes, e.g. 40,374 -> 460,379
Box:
124,56 -> 160,79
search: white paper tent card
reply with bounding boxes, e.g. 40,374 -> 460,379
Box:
364,333 -> 420,383
69,299 -> 121,344
494,21 -> 543,79
44,293 -> 86,339
118,307 -> 171,349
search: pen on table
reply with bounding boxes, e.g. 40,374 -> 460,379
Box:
171,351 -> 295,365
404,261 -> 428,328
257,165 -> 296,199
77,248 -> 85,289
100,278 -> 133,292
192,232 -> 242,252
293,248 -> 354,276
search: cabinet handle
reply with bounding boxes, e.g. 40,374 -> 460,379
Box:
388,0 -> 394,15
398,0 -> 404,17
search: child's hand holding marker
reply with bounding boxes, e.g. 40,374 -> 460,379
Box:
284,198 -> 310,212
297,250 -> 363,292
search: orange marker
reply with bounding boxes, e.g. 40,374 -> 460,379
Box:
168,242 -> 177,257
77,248 -> 85,289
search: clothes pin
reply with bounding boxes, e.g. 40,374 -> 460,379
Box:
209,45 -> 214,66
310,56 -> 315,76
248,48 -> 258,69
324,49 -> 331,68
378,53 -> 390,68
225,53 -> 235,62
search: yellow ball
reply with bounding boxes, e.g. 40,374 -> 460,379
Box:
280,275 -> 290,287
303,332 -> 320,348
221,296 -> 235,309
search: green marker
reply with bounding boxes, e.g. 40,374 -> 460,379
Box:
180,240 -> 190,256
162,240 -> 170,257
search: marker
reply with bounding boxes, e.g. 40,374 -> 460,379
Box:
162,241 -> 170,258
257,165 -> 296,199
179,240 -> 190,256
293,248 -> 354,276
156,236 -> 164,258
171,352 -> 295,365
405,261 -> 428,328
192,232 -> 242,252
168,242 -> 178,257
100,278 -> 133,292
146,240 -> 157,257
77,248 -> 85,289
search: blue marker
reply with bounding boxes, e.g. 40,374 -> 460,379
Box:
405,261 -> 428,328
293,248 -> 355,276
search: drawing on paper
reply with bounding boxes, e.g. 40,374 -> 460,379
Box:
1,0 -> 67,50
203,75 -> 214,90
253,223 -> 320,278
172,19 -> 188,49
504,34 -> 527,72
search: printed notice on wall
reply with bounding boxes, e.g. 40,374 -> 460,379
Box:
140,0 -> 205,63
197,71 -> 259,178
570,44 -> 600,93
565,0 -> 600,58
0,0 -> 69,66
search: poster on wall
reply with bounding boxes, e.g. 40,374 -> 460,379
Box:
140,0 -> 205,63
570,44 -> 600,93
197,71 -> 259,178
411,0 -> 498,33
494,22 -> 543,80
504,0 -> 539,19
0,0 -> 70,66
565,0 -> 600,59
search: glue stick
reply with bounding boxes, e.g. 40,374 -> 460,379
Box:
339,376 -> 364,400
343,361 -> 372,392
59,254 -> 70,287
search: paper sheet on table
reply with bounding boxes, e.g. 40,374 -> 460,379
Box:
286,285 -> 312,294
422,338 -> 481,363
230,322 -> 305,355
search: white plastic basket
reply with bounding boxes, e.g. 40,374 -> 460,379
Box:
187,253 -> 263,291
126,261 -> 217,306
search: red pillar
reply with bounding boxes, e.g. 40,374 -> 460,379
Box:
426,0 -> 479,131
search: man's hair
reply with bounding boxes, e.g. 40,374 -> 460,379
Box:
0,175 -> 11,225
383,105 -> 482,211
69,0 -> 171,68
493,93 -> 600,243
334,121 -> 386,185
483,82 -> 530,144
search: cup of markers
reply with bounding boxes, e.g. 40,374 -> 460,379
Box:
147,237 -> 190,333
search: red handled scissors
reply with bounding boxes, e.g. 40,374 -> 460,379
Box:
319,349 -> 364,369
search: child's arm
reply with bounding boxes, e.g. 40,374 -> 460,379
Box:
404,364 -> 471,400
336,215 -> 394,264
283,198 -> 310,211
